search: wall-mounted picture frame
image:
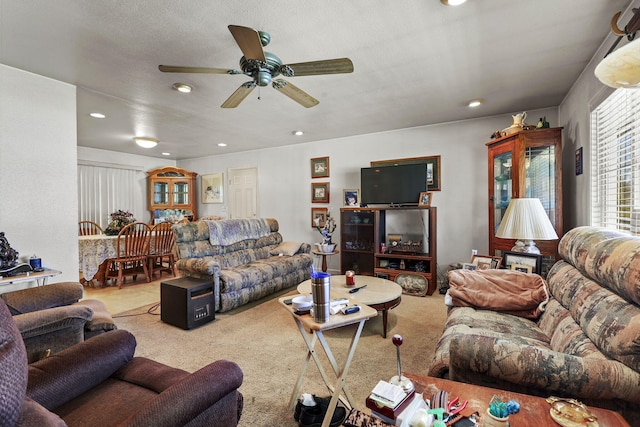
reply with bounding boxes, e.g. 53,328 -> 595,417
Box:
311,207 -> 328,228
201,173 -> 224,204
512,264 -> 533,273
575,147 -> 583,176
371,155 -> 441,191
471,254 -> 502,270
502,251 -> 542,275
343,189 -> 360,206
311,156 -> 330,178
418,191 -> 432,207
312,182 -> 330,203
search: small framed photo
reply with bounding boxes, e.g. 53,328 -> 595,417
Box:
312,182 -> 330,203
462,263 -> 477,270
418,191 -> 432,207
512,264 -> 533,273
502,251 -> 543,275
202,173 -> 224,204
343,189 -> 360,206
312,207 -> 328,227
311,157 -> 330,178
471,254 -> 502,270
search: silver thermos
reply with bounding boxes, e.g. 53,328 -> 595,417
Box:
311,272 -> 331,323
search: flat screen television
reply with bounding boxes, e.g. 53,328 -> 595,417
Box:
360,163 -> 427,206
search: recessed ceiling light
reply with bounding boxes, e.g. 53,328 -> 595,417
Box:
468,99 -> 483,108
441,0 -> 467,5
218,143 -> 227,147
293,130 -> 304,136
90,112 -> 106,119
172,83 -> 193,93
134,137 -> 158,148
162,152 -> 171,156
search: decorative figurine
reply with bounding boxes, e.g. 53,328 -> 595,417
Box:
0,232 -> 19,270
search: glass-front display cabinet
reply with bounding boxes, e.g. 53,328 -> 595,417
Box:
147,167 -> 198,223
487,127 -> 563,261
340,208 -> 380,276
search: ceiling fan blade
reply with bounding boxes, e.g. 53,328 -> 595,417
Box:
284,58 -> 354,76
228,25 -> 266,62
221,82 -> 256,108
272,79 -> 319,108
158,65 -> 234,74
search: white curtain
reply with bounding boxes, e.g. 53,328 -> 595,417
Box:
78,163 -> 146,229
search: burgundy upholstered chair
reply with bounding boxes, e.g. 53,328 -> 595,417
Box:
0,299 -> 244,426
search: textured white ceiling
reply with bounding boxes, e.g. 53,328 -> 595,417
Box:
0,0 -> 632,159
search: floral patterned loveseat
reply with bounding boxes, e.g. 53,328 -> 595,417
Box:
428,226 -> 640,423
172,218 -> 311,312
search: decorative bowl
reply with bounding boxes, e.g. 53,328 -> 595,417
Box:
321,244 -> 336,253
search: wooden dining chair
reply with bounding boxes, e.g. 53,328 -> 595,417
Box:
148,222 -> 177,278
104,222 -> 151,289
78,220 -> 104,236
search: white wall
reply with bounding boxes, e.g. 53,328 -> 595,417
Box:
179,106 -> 558,275
77,147 -> 176,224
0,65 -> 78,289
558,1 -> 640,229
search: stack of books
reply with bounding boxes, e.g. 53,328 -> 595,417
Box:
366,380 -> 416,424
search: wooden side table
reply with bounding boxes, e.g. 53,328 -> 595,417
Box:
280,296 -> 377,427
312,249 -> 339,272
404,373 -> 631,427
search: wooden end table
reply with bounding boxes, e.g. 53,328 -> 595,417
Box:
298,275 -> 402,338
280,297 -> 377,427
404,373 -> 631,427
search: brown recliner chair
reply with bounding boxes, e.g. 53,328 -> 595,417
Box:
0,282 -> 116,362
0,299 -> 244,427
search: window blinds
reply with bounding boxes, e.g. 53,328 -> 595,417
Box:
591,89 -> 640,233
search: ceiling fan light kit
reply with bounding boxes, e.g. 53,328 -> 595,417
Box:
134,137 -> 158,148
596,8 -> 640,88
159,24 -> 353,108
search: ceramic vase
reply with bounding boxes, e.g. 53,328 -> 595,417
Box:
485,408 -> 509,427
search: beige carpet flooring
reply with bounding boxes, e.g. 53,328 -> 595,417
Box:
113,288 -> 448,427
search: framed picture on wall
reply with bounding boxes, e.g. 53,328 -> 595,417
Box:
202,173 -> 224,204
312,208 -> 328,227
312,182 -> 330,203
371,155 -> 441,191
311,157 -> 330,178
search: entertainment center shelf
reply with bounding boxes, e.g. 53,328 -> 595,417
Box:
340,206 -> 437,295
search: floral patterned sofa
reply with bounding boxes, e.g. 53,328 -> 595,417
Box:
428,226 -> 640,423
172,218 -> 311,312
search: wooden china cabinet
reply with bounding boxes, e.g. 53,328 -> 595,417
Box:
487,127 -> 563,266
147,166 -> 198,222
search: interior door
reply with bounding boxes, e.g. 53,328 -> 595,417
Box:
228,167 -> 258,219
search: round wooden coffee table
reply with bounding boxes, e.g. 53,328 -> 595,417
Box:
297,275 -> 402,338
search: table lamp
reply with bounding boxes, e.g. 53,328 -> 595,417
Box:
495,198 -> 558,254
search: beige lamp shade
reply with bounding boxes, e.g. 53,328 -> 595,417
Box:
595,38 -> 640,89
496,198 -> 558,254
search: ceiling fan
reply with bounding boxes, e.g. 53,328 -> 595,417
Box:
159,25 -> 354,108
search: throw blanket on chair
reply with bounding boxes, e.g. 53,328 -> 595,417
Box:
447,269 -> 550,319
207,218 -> 271,246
